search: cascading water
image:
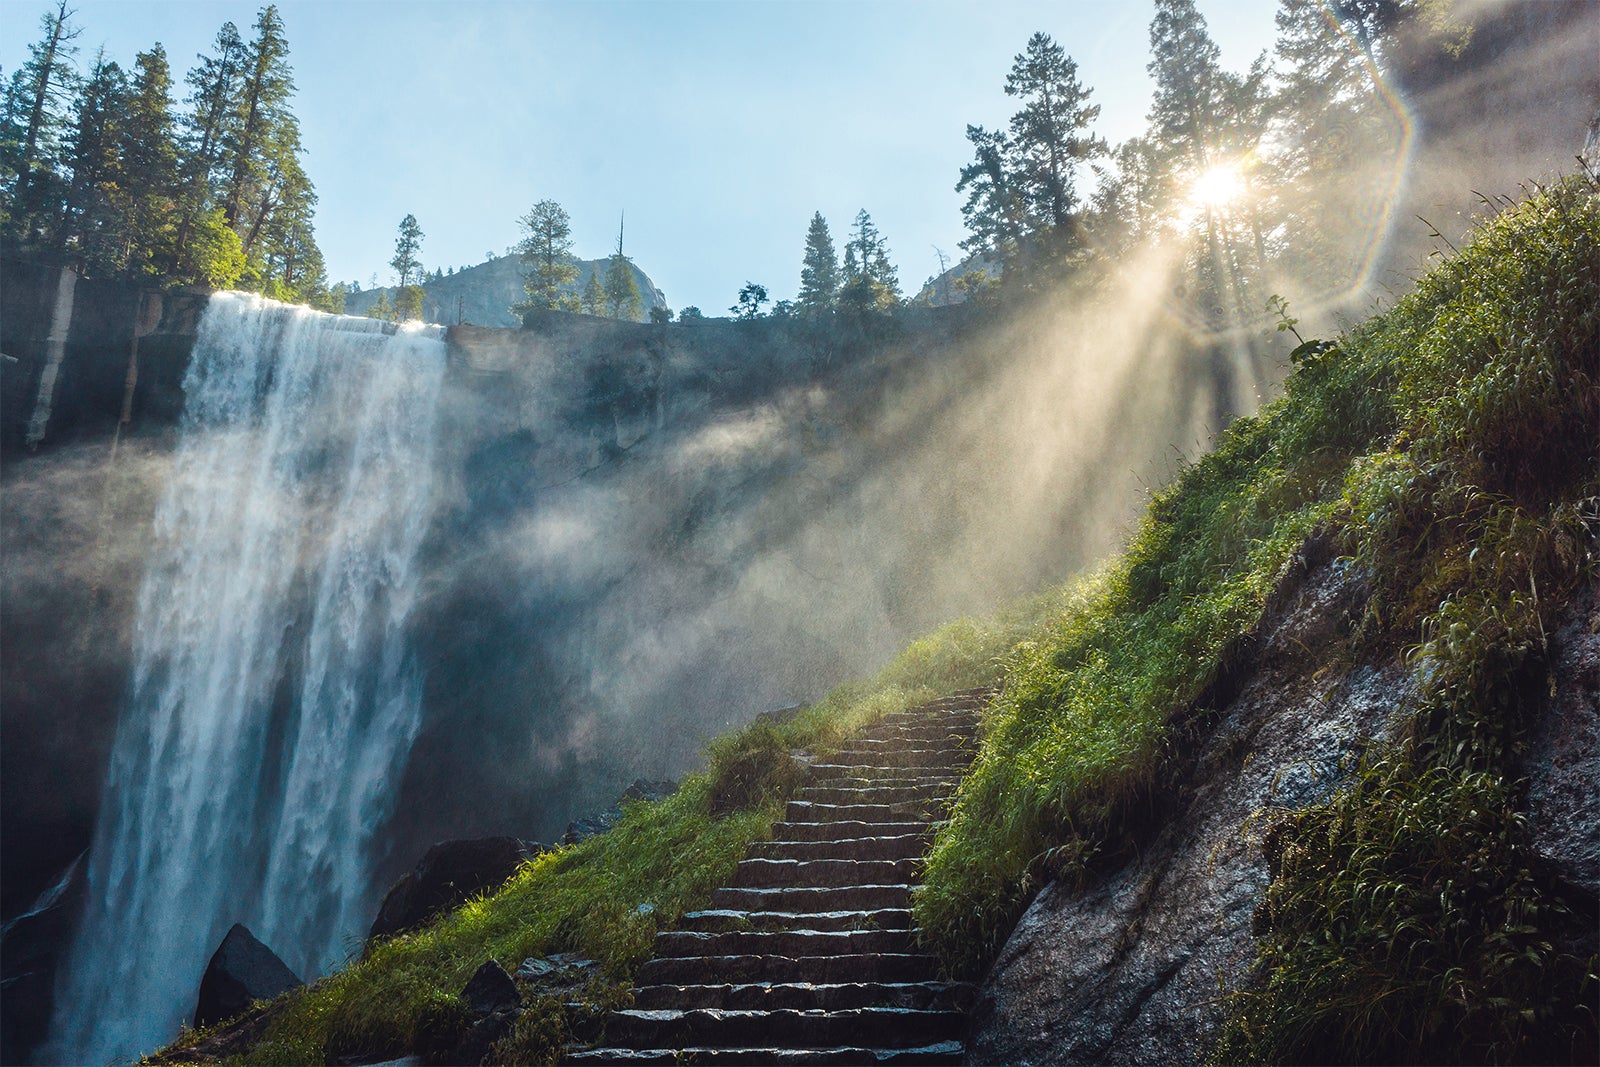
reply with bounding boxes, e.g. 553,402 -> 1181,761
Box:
47,293 -> 448,1065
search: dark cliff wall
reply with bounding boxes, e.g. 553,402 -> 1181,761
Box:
0,258 -> 206,458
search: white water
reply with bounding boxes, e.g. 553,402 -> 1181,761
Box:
47,293 -> 448,1065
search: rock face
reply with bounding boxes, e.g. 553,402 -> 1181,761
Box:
1522,577 -> 1600,898
342,253 -> 668,328
971,548 -> 1415,1066
192,924 -> 301,1028
369,837 -> 537,941
0,852 -> 86,1064
971,554 -> 1600,1066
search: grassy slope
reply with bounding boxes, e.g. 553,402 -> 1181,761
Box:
165,178 -> 1597,1065
918,177 -> 1599,1062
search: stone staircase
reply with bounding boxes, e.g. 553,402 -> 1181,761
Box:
568,689 -> 992,1065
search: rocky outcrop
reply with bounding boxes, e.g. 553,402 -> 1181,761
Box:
342,253 -> 667,328
369,837 -> 540,941
0,852 -> 86,1064
192,924 -> 302,1028
970,554 -> 1600,1065
0,258 -> 205,458
971,548 -> 1412,1065
563,779 -> 679,844
1522,578 -> 1600,898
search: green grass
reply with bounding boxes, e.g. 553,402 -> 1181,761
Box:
918,176 -> 1599,1060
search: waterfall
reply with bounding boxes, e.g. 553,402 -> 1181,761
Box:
47,293 -> 448,1065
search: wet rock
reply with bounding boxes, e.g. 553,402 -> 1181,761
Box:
193,924 -> 302,1029
973,556 -> 1416,1066
427,961 -> 519,1067
1522,579 -> 1600,897
563,779 -> 678,844
0,852 -> 86,1065
516,952 -> 598,983
369,837 -> 538,941
462,959 -> 520,1017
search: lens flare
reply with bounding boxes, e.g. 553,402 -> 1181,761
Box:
1190,162 -> 1246,209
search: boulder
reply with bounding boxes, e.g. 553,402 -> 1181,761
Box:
428,960 -> 520,1066
192,924 -> 301,1028
462,959 -> 520,1017
368,837 -> 537,941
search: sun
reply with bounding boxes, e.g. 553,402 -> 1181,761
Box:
1190,162 -> 1246,209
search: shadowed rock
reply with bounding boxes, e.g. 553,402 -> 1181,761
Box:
192,924 -> 301,1029
368,837 -> 537,942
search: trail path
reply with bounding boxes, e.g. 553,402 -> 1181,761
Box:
570,688 -> 992,1065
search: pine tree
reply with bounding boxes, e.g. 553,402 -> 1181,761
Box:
390,212 -> 422,288
797,211 -> 840,311
731,281 -> 768,320
395,284 -> 423,322
514,198 -> 580,314
1003,32 -> 1105,233
222,5 -> 293,229
841,209 -> 900,312
121,45 -> 180,275
59,52 -> 128,275
955,33 -> 1105,275
1267,0 -> 1401,285
1,0 -> 82,240
956,124 -> 1023,258
170,21 -> 245,275
1145,0 -> 1267,203
581,270 -> 605,315
1146,0 -> 1272,428
366,288 -> 394,322
602,221 -> 641,320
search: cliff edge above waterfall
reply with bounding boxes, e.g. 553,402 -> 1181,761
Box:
150,178 -> 1598,1066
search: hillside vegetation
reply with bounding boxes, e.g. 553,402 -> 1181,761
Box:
163,178 -> 1596,1066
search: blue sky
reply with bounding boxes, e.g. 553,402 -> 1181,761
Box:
2,0 -> 1279,311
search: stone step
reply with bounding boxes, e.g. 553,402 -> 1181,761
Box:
849,725 -> 977,747
834,737 -> 974,756
863,714 -> 979,734
806,767 -> 953,783
732,857 -> 920,889
678,908 -> 913,933
710,884 -> 913,912
767,820 -> 933,842
629,980 -> 976,1013
566,1041 -> 964,1064
601,1006 -> 965,1050
794,783 -> 952,807
653,928 -> 912,959
785,800 -> 948,824
636,952 -> 940,986
750,835 -> 928,863
836,740 -> 976,757
825,747 -> 973,771
803,771 -> 958,791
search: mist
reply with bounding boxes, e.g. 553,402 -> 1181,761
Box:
2,0 -> 1594,1060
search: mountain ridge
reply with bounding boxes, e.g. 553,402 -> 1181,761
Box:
342,254 -> 668,327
